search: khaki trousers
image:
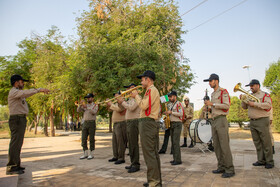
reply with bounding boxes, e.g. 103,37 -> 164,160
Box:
126,119 -> 140,169
7,115 -> 26,171
211,116 -> 235,174
182,120 -> 191,138
112,121 -> 126,161
139,118 -> 162,187
81,120 -> 96,151
250,117 -> 274,165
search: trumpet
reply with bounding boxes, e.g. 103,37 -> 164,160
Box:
75,100 -> 86,106
97,85 -> 143,105
233,83 -> 260,103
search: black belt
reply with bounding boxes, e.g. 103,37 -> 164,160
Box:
250,117 -> 268,121
212,115 -> 225,121
126,119 -> 138,122
10,114 -> 26,117
138,117 -> 155,122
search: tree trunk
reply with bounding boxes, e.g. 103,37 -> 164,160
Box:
50,101 -> 55,136
34,115 -> 40,135
44,114 -> 49,136
28,121 -> 34,132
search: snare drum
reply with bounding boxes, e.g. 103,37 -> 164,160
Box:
189,119 -> 212,143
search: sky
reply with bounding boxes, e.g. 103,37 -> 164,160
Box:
0,0 -> 279,110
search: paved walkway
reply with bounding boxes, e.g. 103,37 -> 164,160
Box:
0,131 -> 279,187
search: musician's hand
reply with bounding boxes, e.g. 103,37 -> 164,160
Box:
204,100 -> 213,106
40,88 -> 50,94
131,90 -> 138,98
164,111 -> 172,115
247,101 -> 254,107
117,96 -> 124,104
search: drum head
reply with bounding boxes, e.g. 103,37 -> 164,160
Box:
197,119 -> 212,143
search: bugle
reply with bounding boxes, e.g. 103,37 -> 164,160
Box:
233,83 -> 260,103
97,85 -> 143,105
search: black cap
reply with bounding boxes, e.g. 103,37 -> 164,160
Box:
137,70 -> 156,81
10,74 -> 29,86
203,73 -> 219,82
124,83 -> 137,88
168,91 -> 177,97
245,79 -> 260,87
84,93 -> 94,98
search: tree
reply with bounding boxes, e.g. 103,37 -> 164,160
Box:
264,59 -> 280,132
72,0 -> 194,131
227,96 -> 249,128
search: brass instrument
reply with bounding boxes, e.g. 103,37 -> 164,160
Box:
97,85 -> 143,105
164,103 -> 171,129
233,83 -> 260,103
75,100 -> 86,106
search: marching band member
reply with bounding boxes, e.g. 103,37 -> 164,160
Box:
117,83 -> 141,173
107,92 -> 127,165
181,97 -> 194,148
77,93 -> 99,160
165,91 -> 184,165
241,79 -> 274,169
204,73 -> 235,178
131,70 -> 161,187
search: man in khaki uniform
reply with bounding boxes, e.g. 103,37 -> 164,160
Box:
241,79 -> 274,169
131,70 -> 161,187
77,93 -> 99,160
7,75 -> 49,175
181,97 -> 194,148
107,93 -> 127,164
269,108 -> 275,154
165,91 -> 184,165
117,83 -> 141,173
204,73 -> 235,178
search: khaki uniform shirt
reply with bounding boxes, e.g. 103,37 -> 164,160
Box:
121,98 -> 140,120
270,108 -> 273,120
8,87 -> 40,115
77,102 -> 99,121
110,103 -> 126,123
135,84 -> 160,120
241,90 -> 271,119
169,101 -> 184,122
183,104 -> 193,123
211,87 -> 230,118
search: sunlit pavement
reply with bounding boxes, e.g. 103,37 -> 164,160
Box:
0,130 -> 279,187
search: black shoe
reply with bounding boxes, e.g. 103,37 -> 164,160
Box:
212,169 -> 225,174
208,146 -> 214,151
265,164 -> 274,169
170,160 -> 174,163
6,169 -> 25,175
125,165 -> 132,169
108,158 -> 118,162
171,161 -> 182,165
18,166 -> 25,170
221,172 -> 235,178
188,144 -> 194,148
158,150 -> 166,154
128,167 -> 140,173
252,162 -> 265,166
170,151 -> 173,155
181,144 -> 187,147
143,182 -> 149,187
114,160 -> 125,164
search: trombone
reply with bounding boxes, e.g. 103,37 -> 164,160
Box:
233,83 -> 260,103
97,85 -> 143,105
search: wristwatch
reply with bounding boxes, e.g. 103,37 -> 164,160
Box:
213,103 -> 216,107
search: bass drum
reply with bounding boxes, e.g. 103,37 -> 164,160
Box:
189,119 -> 212,143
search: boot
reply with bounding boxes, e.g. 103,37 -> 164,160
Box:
80,150 -> 88,159
87,150 -> 94,159
272,146 -> 275,154
181,138 -> 187,147
188,140 -> 194,148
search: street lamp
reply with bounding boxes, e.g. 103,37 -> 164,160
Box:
242,65 -> 251,81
